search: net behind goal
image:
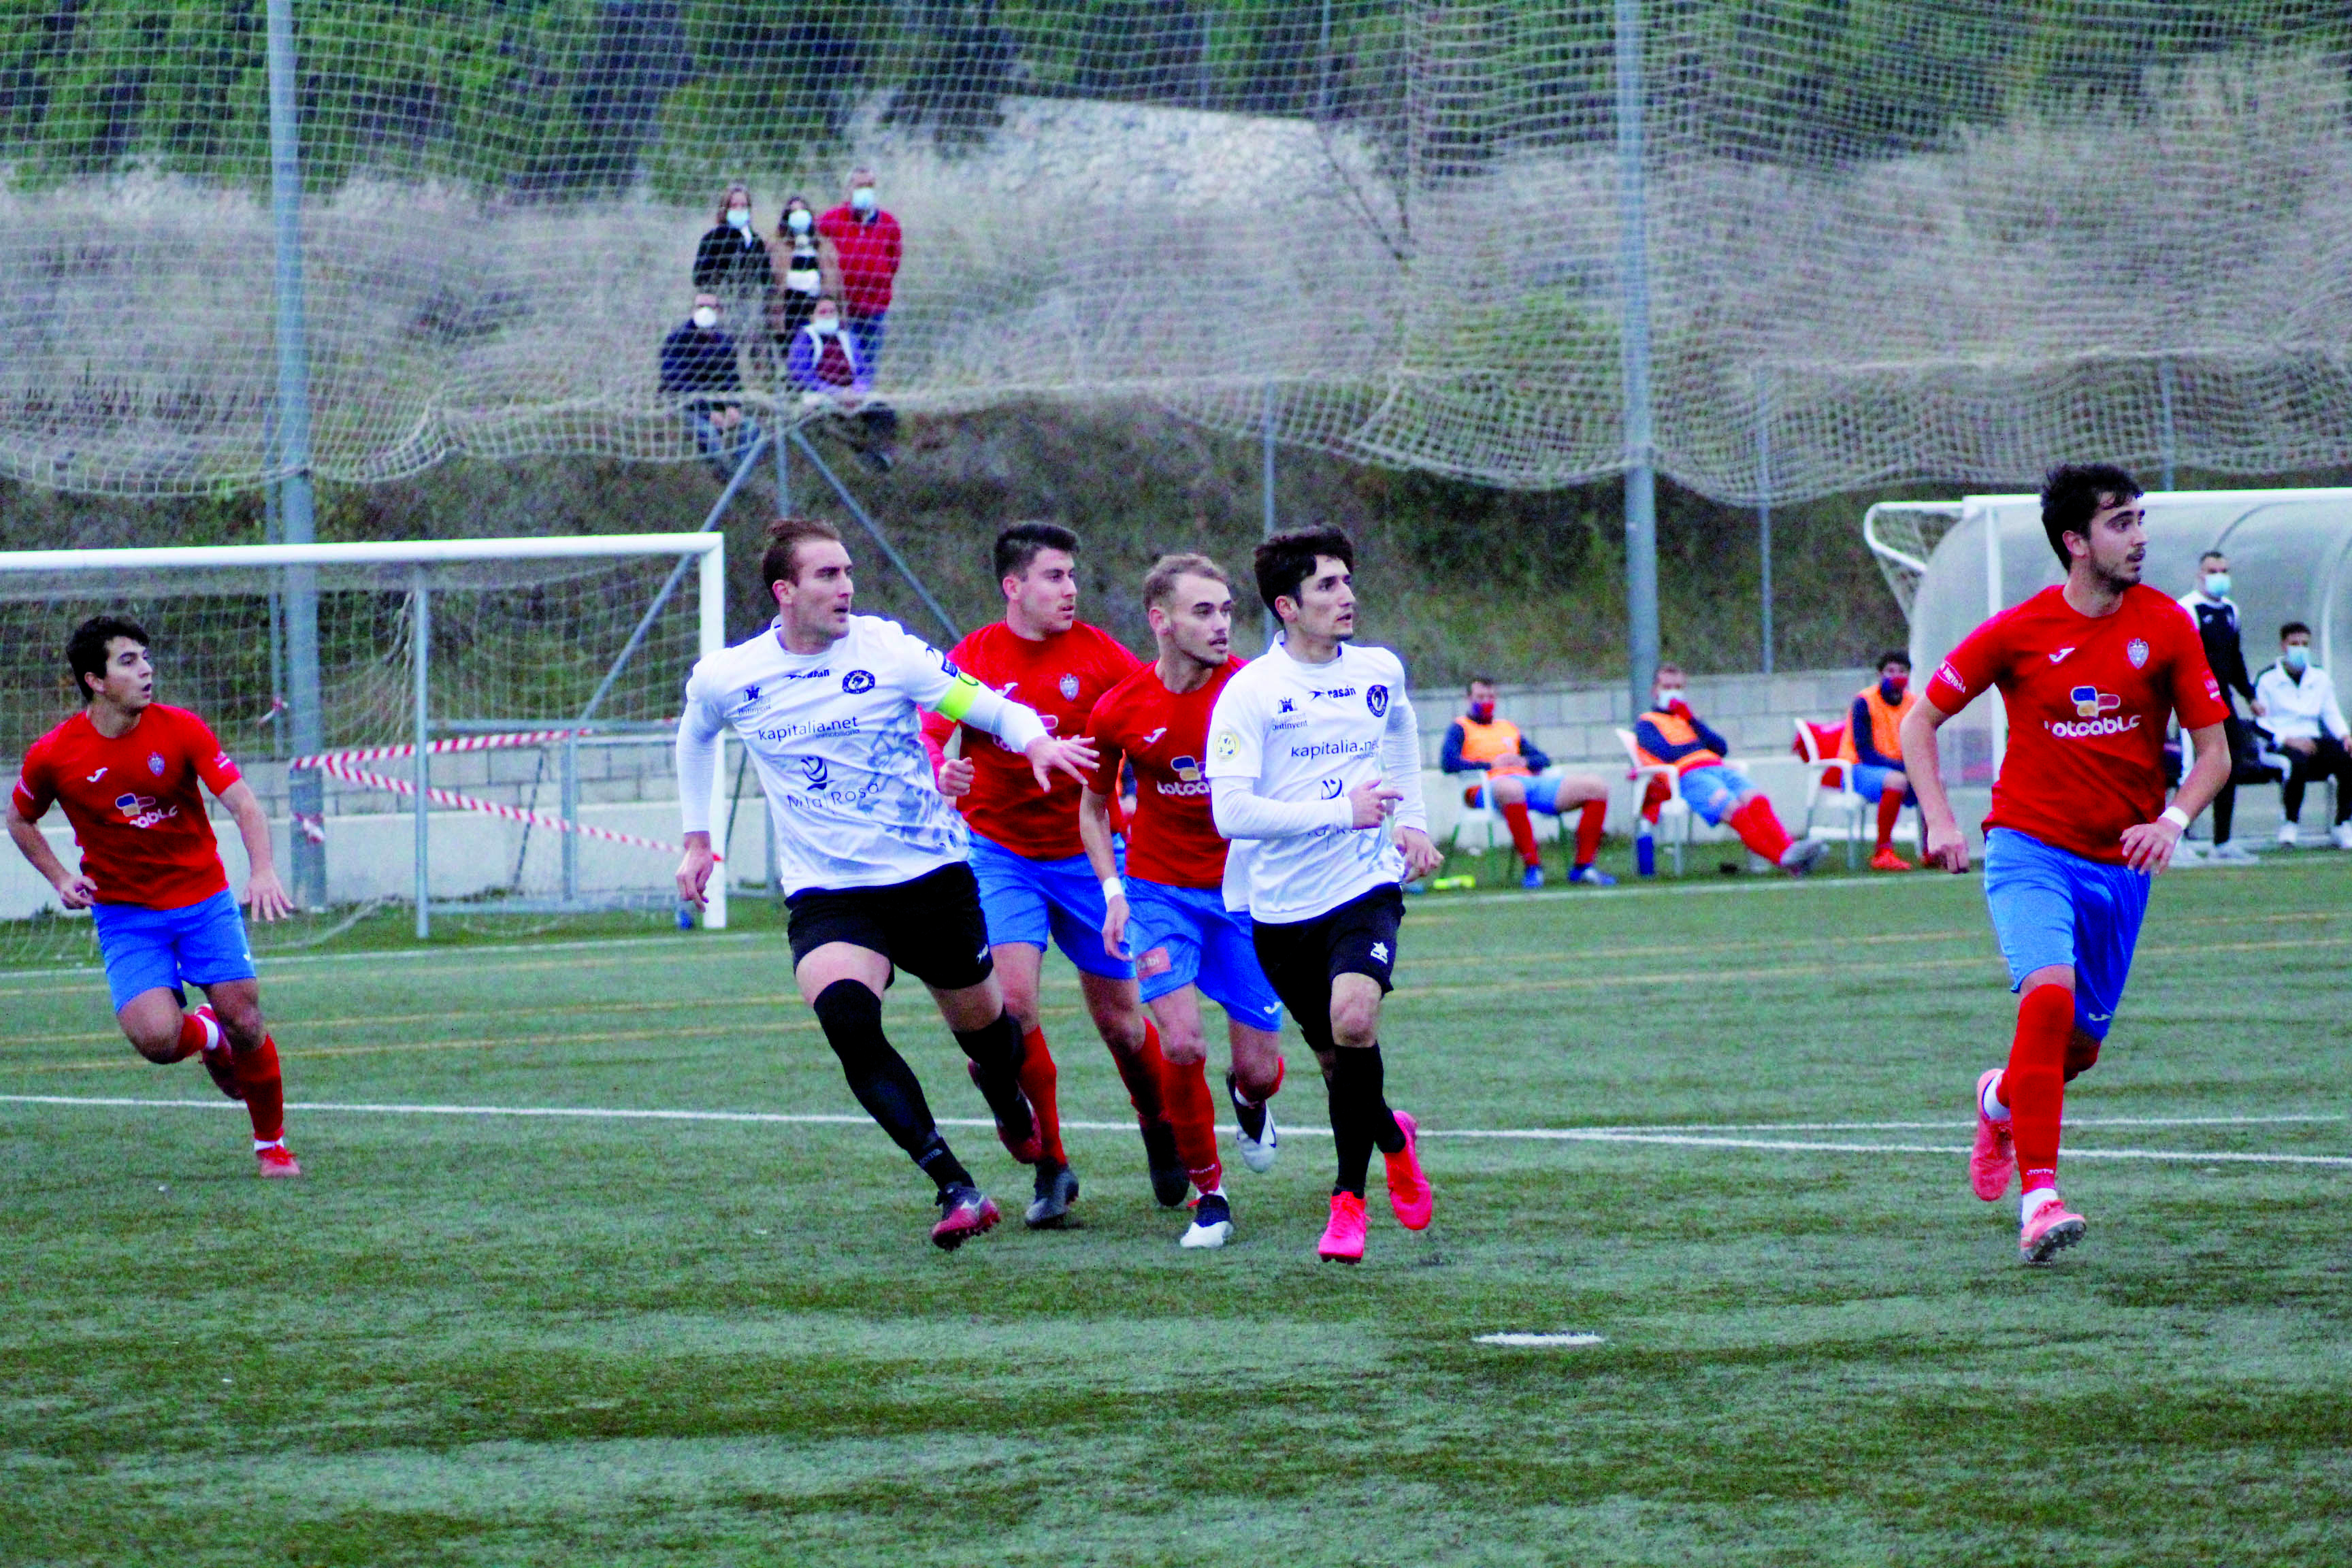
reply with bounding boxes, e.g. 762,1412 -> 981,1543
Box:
0,534 -> 738,966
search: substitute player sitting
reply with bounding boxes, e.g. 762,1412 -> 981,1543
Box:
1207,527 -> 1439,1264
676,519 -> 1091,1250
1441,677 -> 1614,887
1839,651 -> 1919,871
1635,665 -> 1828,875
1901,463 -> 2230,1265
5,615 -> 300,1176
1079,554 -> 1288,1250
923,522 -> 1183,1230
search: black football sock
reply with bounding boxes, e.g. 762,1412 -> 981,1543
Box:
952,1011 -> 1036,1141
1354,1043 -> 1407,1155
1328,1047 -> 1401,1197
812,980 -> 965,1185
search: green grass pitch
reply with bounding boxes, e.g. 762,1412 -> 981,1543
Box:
4,858 -> 2349,1565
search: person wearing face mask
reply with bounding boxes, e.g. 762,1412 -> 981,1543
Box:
766,196 -> 824,350
815,167 -> 902,372
1633,664 -> 1829,875
1837,651 -> 1920,870
659,291 -> 761,483
2177,551 -> 2259,860
784,295 -> 896,472
2251,621 -> 2352,849
1440,678 -> 1614,887
693,184 -> 771,301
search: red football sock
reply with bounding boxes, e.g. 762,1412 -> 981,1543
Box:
1573,798 -> 1607,867
2004,985 -> 2074,1192
161,1011 -> 209,1064
1727,796 -> 1793,862
1111,1019 -> 1169,1125
1499,800 -> 1541,868
1875,790 -> 1904,851
233,1033 -> 286,1144
1162,1053 -> 1222,1194
1017,1026 -> 1067,1167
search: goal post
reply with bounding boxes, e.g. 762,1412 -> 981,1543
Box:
0,532 -> 734,941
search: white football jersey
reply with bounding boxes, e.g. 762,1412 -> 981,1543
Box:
680,616 -> 970,894
1206,640 -> 1413,921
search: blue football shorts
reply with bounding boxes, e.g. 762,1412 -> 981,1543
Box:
1124,877 -> 1286,1030
1982,827 -> 2152,1041
1473,774 -> 1569,814
1848,762 -> 1904,803
1676,764 -> 1756,826
90,888 -> 257,1013
967,832 -> 1134,981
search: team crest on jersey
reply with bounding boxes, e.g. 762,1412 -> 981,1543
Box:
2126,638 -> 2149,668
146,752 -> 164,776
742,685 -> 760,702
841,670 -> 875,693
1367,685 -> 1389,717
1058,673 -> 1079,701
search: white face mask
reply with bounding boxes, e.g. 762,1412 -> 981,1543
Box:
691,306 -> 718,329
2203,571 -> 2231,596
812,315 -> 840,336
726,206 -> 751,230
2285,644 -> 2310,672
1657,689 -> 1687,709
787,209 -> 812,234
851,185 -> 877,213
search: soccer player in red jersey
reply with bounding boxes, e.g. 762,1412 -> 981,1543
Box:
1901,465 -> 2231,1264
1077,554 -> 1288,1248
6,617 -> 301,1176
921,522 -> 1179,1228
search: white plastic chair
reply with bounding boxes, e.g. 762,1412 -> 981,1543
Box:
1444,770 -> 1567,855
1614,728 -> 1745,875
1792,718 -> 1869,868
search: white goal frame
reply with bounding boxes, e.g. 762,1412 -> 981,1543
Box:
0,533 -> 730,930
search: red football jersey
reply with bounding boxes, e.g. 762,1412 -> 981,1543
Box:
922,620 -> 1142,860
1086,656 -> 1245,889
11,704 -> 243,909
1928,583 -> 2227,864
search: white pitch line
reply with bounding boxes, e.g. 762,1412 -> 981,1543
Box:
1475,1333 -> 1607,1348
5,1096 -> 2349,1167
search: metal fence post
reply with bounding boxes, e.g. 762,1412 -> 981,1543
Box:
1616,0 -> 1659,723
412,567 -> 430,940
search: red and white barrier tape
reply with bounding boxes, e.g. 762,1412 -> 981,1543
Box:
287,729 -> 710,861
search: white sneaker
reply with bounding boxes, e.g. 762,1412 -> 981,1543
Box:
1228,1075 -> 1278,1174
2172,840 -> 2208,866
1778,836 -> 1831,876
2332,824 -> 2352,851
1179,1192 -> 1232,1249
2212,840 -> 2255,862
2278,821 -> 2302,848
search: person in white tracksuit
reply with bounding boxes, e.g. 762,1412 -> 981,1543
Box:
2250,620 -> 2352,849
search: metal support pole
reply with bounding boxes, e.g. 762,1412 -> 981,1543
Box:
411,568 -> 431,941
1262,381 -> 1281,647
698,542 -> 731,932
787,427 -> 960,643
2157,356 -> 2178,492
1755,368 -> 1773,676
1317,0 -> 1333,118
268,0 -> 325,909
1614,0 -> 1659,721
561,731 -> 580,903
774,419 -> 789,514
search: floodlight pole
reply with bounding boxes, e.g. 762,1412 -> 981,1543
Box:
1614,0 -> 1659,723
267,0 -> 326,908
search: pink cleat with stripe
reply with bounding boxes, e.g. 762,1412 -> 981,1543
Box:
2019,1193 -> 2086,1264
1970,1068 -> 2014,1202
1318,1192 -> 1368,1263
1382,1110 -> 1433,1231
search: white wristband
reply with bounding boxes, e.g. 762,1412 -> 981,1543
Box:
2160,805 -> 2192,830
1100,877 -> 1125,902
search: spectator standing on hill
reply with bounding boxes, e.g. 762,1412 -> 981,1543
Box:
2252,621 -> 2352,849
1439,678 -> 1614,887
817,168 -> 902,373
2177,551 -> 2257,860
767,196 -> 824,350
659,293 -> 761,483
694,184 -> 772,302
1839,651 -> 1920,871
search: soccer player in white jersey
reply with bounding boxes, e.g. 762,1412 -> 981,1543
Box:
674,519 -> 1097,1250
1205,527 -> 1441,1263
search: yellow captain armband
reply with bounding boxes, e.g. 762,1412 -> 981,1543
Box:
930,671 -> 987,723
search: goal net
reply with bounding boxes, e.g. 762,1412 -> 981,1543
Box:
0,535 -> 740,967
3,2 -> 2350,504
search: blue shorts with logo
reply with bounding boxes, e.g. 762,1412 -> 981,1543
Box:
968,832 -> 1134,981
1125,878 -> 1286,1030
1982,827 -> 2151,1041
90,888 -> 256,1013
1849,762 -> 1903,803
1473,774 -> 1571,813
1677,764 -> 1757,826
